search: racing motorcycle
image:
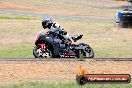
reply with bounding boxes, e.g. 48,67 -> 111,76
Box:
33,30 -> 94,58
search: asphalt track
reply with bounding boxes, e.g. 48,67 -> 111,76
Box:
0,9 -> 114,22
0,58 -> 132,61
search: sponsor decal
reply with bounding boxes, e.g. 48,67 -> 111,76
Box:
76,66 -> 131,85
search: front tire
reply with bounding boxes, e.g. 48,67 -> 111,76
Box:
33,45 -> 52,58
84,46 -> 94,58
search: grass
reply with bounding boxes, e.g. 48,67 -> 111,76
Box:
0,14 -> 40,20
0,0 -> 120,18
0,82 -> 132,88
0,43 -> 34,58
0,18 -> 132,58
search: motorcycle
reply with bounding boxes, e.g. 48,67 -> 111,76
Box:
33,30 -> 94,58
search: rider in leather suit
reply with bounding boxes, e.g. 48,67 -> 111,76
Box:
41,18 -> 75,44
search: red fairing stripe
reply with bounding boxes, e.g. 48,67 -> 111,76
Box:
37,44 -> 48,49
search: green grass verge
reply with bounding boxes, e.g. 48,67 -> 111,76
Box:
0,14 -> 40,20
1,41 -> 132,58
0,19 -> 132,58
0,82 -> 132,88
0,43 -> 34,58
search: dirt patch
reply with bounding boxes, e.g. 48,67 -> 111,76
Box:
0,2 -> 34,11
0,2 -> 61,15
0,60 -> 131,85
0,0 -> 127,18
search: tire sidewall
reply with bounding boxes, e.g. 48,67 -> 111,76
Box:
33,45 -> 52,58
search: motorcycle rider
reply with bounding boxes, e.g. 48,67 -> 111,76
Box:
33,18 -> 94,58
41,18 -> 75,44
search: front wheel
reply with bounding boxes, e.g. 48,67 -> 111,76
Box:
33,45 -> 52,58
84,46 -> 94,58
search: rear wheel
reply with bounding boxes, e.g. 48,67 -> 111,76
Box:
33,46 -> 52,58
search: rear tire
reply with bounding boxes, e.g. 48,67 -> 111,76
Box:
33,45 -> 52,58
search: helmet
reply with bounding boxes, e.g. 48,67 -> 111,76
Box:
42,18 -> 53,29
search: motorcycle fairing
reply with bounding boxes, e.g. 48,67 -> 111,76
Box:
73,45 -> 88,50
37,35 -> 60,57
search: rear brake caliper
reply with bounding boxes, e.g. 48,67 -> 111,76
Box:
37,44 -> 47,52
